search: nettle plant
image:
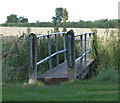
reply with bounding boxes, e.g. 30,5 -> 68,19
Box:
2,31 -> 29,83
91,28 -> 118,72
2,29 -> 68,83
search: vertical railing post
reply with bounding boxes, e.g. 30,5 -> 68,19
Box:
63,33 -> 67,61
66,30 -> 75,80
80,35 -> 83,71
84,33 -> 87,68
47,34 -> 52,69
55,34 -> 59,65
89,33 -> 92,60
29,33 -> 37,84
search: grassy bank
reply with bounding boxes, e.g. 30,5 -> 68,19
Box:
3,79 -> 118,101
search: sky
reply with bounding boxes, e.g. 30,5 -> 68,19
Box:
0,0 -> 119,23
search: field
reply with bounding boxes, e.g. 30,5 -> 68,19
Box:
0,27 -> 117,37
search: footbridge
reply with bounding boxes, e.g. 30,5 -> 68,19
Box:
28,30 -> 94,84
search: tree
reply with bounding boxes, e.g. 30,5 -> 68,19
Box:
6,14 -> 28,23
55,7 -> 63,23
6,14 -> 18,23
18,16 -> 28,23
52,7 -> 68,24
52,17 -> 57,26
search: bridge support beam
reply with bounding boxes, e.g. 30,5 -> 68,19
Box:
66,30 -> 76,80
29,33 -> 37,84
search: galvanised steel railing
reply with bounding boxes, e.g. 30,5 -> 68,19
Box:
74,32 -> 93,63
29,32 -> 67,67
66,30 -> 94,79
36,32 -> 67,68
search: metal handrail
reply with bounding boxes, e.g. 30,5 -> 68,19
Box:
36,49 -> 67,66
74,32 -> 94,37
36,32 -> 67,38
74,32 -> 94,69
75,49 -> 92,63
35,32 -> 67,68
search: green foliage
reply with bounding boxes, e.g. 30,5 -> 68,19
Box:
6,14 -> 18,23
2,33 -> 29,83
2,19 -> 118,28
2,22 -> 53,27
6,14 -> 28,23
55,7 -> 63,23
2,31 -> 66,83
18,16 -> 28,23
91,28 -> 99,63
52,7 -> 68,32
92,68 -> 118,82
91,28 -> 118,75
52,17 -> 57,26
52,7 -> 68,24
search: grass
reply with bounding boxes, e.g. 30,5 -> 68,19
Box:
3,68 -> 118,101
2,79 -> 118,101
2,30 -> 66,83
91,28 -> 118,72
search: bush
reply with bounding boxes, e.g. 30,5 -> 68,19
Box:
2,31 -> 67,83
92,68 -> 118,82
91,28 -> 118,76
2,33 -> 29,83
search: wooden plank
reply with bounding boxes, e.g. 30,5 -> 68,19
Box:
38,61 -> 68,79
75,59 -> 94,79
38,59 -> 93,79
37,59 -> 94,84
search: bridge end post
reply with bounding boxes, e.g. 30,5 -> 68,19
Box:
66,30 -> 75,81
29,33 -> 37,84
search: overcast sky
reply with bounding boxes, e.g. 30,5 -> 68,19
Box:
0,0 -> 119,23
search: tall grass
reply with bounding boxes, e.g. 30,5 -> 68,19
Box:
2,33 -> 29,83
2,30 -> 66,83
91,28 -> 118,80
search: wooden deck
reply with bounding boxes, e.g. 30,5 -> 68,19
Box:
37,59 -> 94,85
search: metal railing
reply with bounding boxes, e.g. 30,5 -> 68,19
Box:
74,32 -> 93,63
28,30 -> 94,83
28,32 -> 67,83
66,30 -> 94,79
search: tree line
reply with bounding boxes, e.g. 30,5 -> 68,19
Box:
2,19 -> 118,28
1,9 -> 118,28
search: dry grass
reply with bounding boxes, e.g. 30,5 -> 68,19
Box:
1,27 -> 117,37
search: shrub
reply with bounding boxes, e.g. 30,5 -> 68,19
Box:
2,33 -> 29,83
2,31 -> 67,83
92,68 -> 118,82
91,28 -> 118,75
